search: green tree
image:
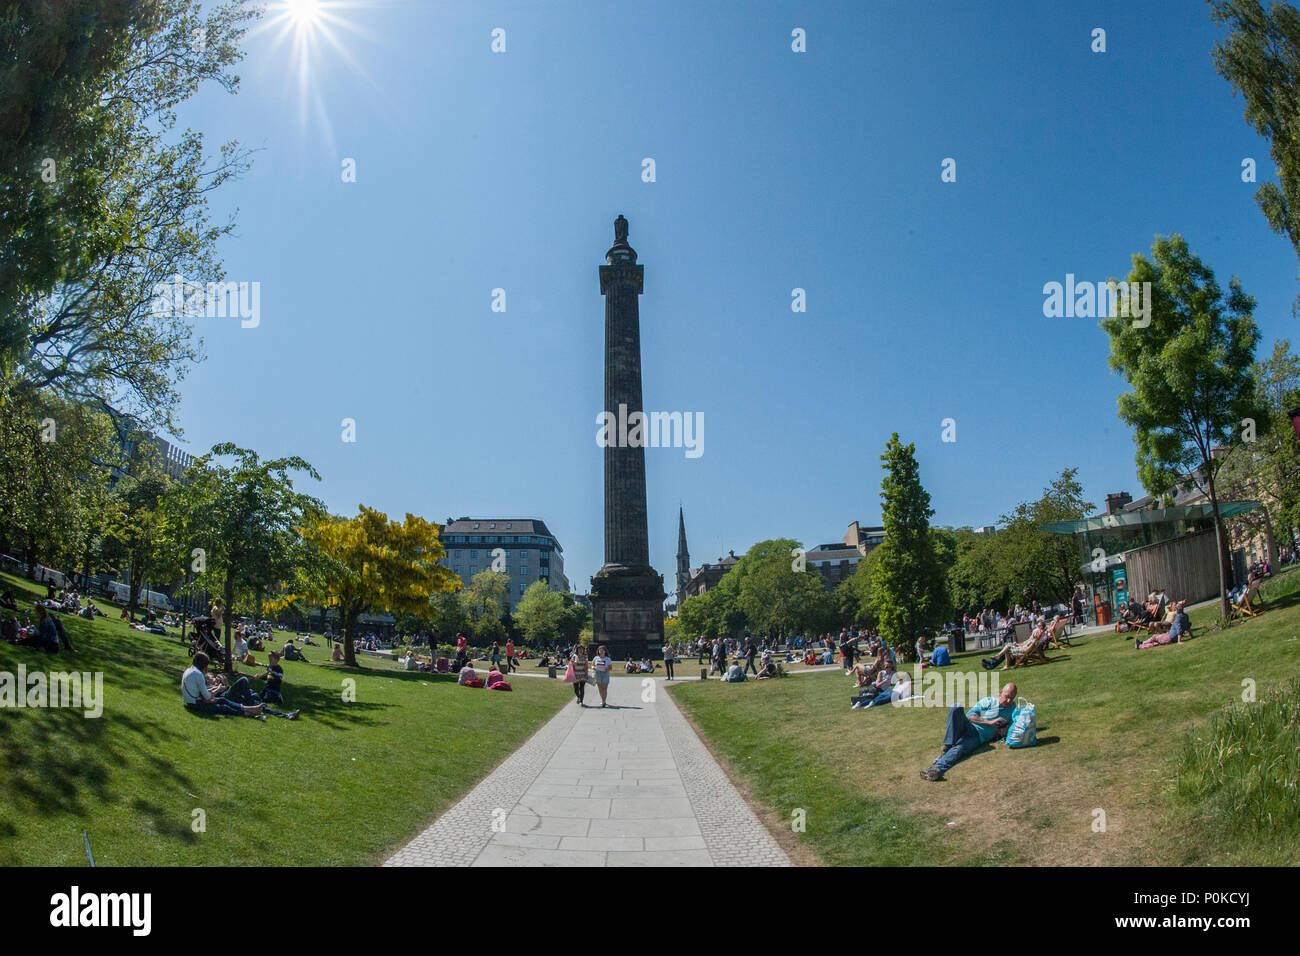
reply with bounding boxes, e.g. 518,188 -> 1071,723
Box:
1217,339 -> 1300,560
0,381 -> 120,573
993,469 -> 1096,608
1208,1 -> 1300,302
676,589 -> 716,639
1,0 -> 257,431
430,589 -> 467,644
1101,235 -> 1263,620
515,580 -> 566,646
946,529 -> 1008,616
869,434 -> 948,657
175,443 -> 322,674
460,570 -> 509,644
103,457 -> 178,617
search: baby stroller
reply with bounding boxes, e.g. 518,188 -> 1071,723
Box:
189,616 -> 227,666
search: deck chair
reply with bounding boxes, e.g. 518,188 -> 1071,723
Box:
1046,616 -> 1070,649
1230,583 -> 1262,620
1008,628 -> 1050,667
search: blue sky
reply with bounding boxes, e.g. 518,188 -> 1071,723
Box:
173,0 -> 1299,598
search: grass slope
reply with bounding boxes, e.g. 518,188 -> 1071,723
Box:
0,572 -> 566,866
669,567 -> 1300,866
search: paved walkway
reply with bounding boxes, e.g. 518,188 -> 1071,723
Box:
385,675 -> 790,867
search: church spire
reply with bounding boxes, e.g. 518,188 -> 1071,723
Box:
676,505 -> 691,605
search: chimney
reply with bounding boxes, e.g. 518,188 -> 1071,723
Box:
1105,492 -> 1132,515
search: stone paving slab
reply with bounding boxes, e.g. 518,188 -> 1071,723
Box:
385,673 -> 790,867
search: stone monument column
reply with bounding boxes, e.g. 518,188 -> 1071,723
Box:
590,215 -> 666,661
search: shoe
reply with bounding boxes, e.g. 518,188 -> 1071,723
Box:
288,710 -> 300,720
920,766 -> 944,781
851,701 -> 862,710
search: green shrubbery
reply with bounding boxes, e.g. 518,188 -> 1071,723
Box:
1176,676 -> 1300,846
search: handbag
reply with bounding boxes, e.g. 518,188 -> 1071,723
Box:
562,662 -> 575,684
1005,697 -> 1037,748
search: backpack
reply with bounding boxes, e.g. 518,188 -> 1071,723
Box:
1005,697 -> 1037,748
488,681 -> 512,691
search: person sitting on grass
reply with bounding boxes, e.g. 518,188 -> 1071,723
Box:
1138,602 -> 1191,649
851,659 -> 897,709
233,651 -> 300,719
803,648 -> 818,666
8,604 -> 59,652
858,667 -> 913,710
182,652 -> 265,719
755,651 -> 779,679
848,652 -> 887,689
721,661 -> 746,682
233,631 -> 258,667
458,664 -> 484,688
282,639 -> 310,663
919,683 -> 1018,781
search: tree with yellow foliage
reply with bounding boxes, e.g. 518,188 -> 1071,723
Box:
296,506 -> 459,668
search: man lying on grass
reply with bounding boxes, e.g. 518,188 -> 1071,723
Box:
919,683 -> 1017,781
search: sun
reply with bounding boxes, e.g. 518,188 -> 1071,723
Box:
284,0 -> 323,25
253,1 -> 377,142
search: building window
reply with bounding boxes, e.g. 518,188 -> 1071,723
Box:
470,550 -> 477,559
473,523 -> 479,529
470,567 -> 477,575
519,550 -> 527,559
506,522 -> 512,529
490,522 -> 496,529
455,550 -> 462,558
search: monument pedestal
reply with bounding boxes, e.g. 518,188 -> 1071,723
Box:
590,564 -> 666,661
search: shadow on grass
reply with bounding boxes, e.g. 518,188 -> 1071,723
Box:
1,683 -> 198,829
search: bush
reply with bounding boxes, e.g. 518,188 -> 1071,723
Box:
1176,676 -> 1300,842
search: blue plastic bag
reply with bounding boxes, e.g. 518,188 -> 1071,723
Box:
1005,696 -> 1037,748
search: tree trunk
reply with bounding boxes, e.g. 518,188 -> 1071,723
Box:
343,605 -> 360,668
1262,507 -> 1278,570
125,556 -> 138,621
1207,474 -> 1231,622
223,576 -> 235,678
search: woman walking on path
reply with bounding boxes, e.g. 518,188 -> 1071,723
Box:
662,640 -> 675,681
592,645 -> 613,707
567,645 -> 589,706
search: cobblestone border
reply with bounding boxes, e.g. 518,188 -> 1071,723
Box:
384,698 -> 582,866
656,685 -> 790,867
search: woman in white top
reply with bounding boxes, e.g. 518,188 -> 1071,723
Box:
662,641 -> 675,681
591,645 -> 613,707
232,632 -> 256,666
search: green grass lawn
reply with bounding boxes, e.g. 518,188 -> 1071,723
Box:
668,566 -> 1300,866
0,572 -> 567,866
